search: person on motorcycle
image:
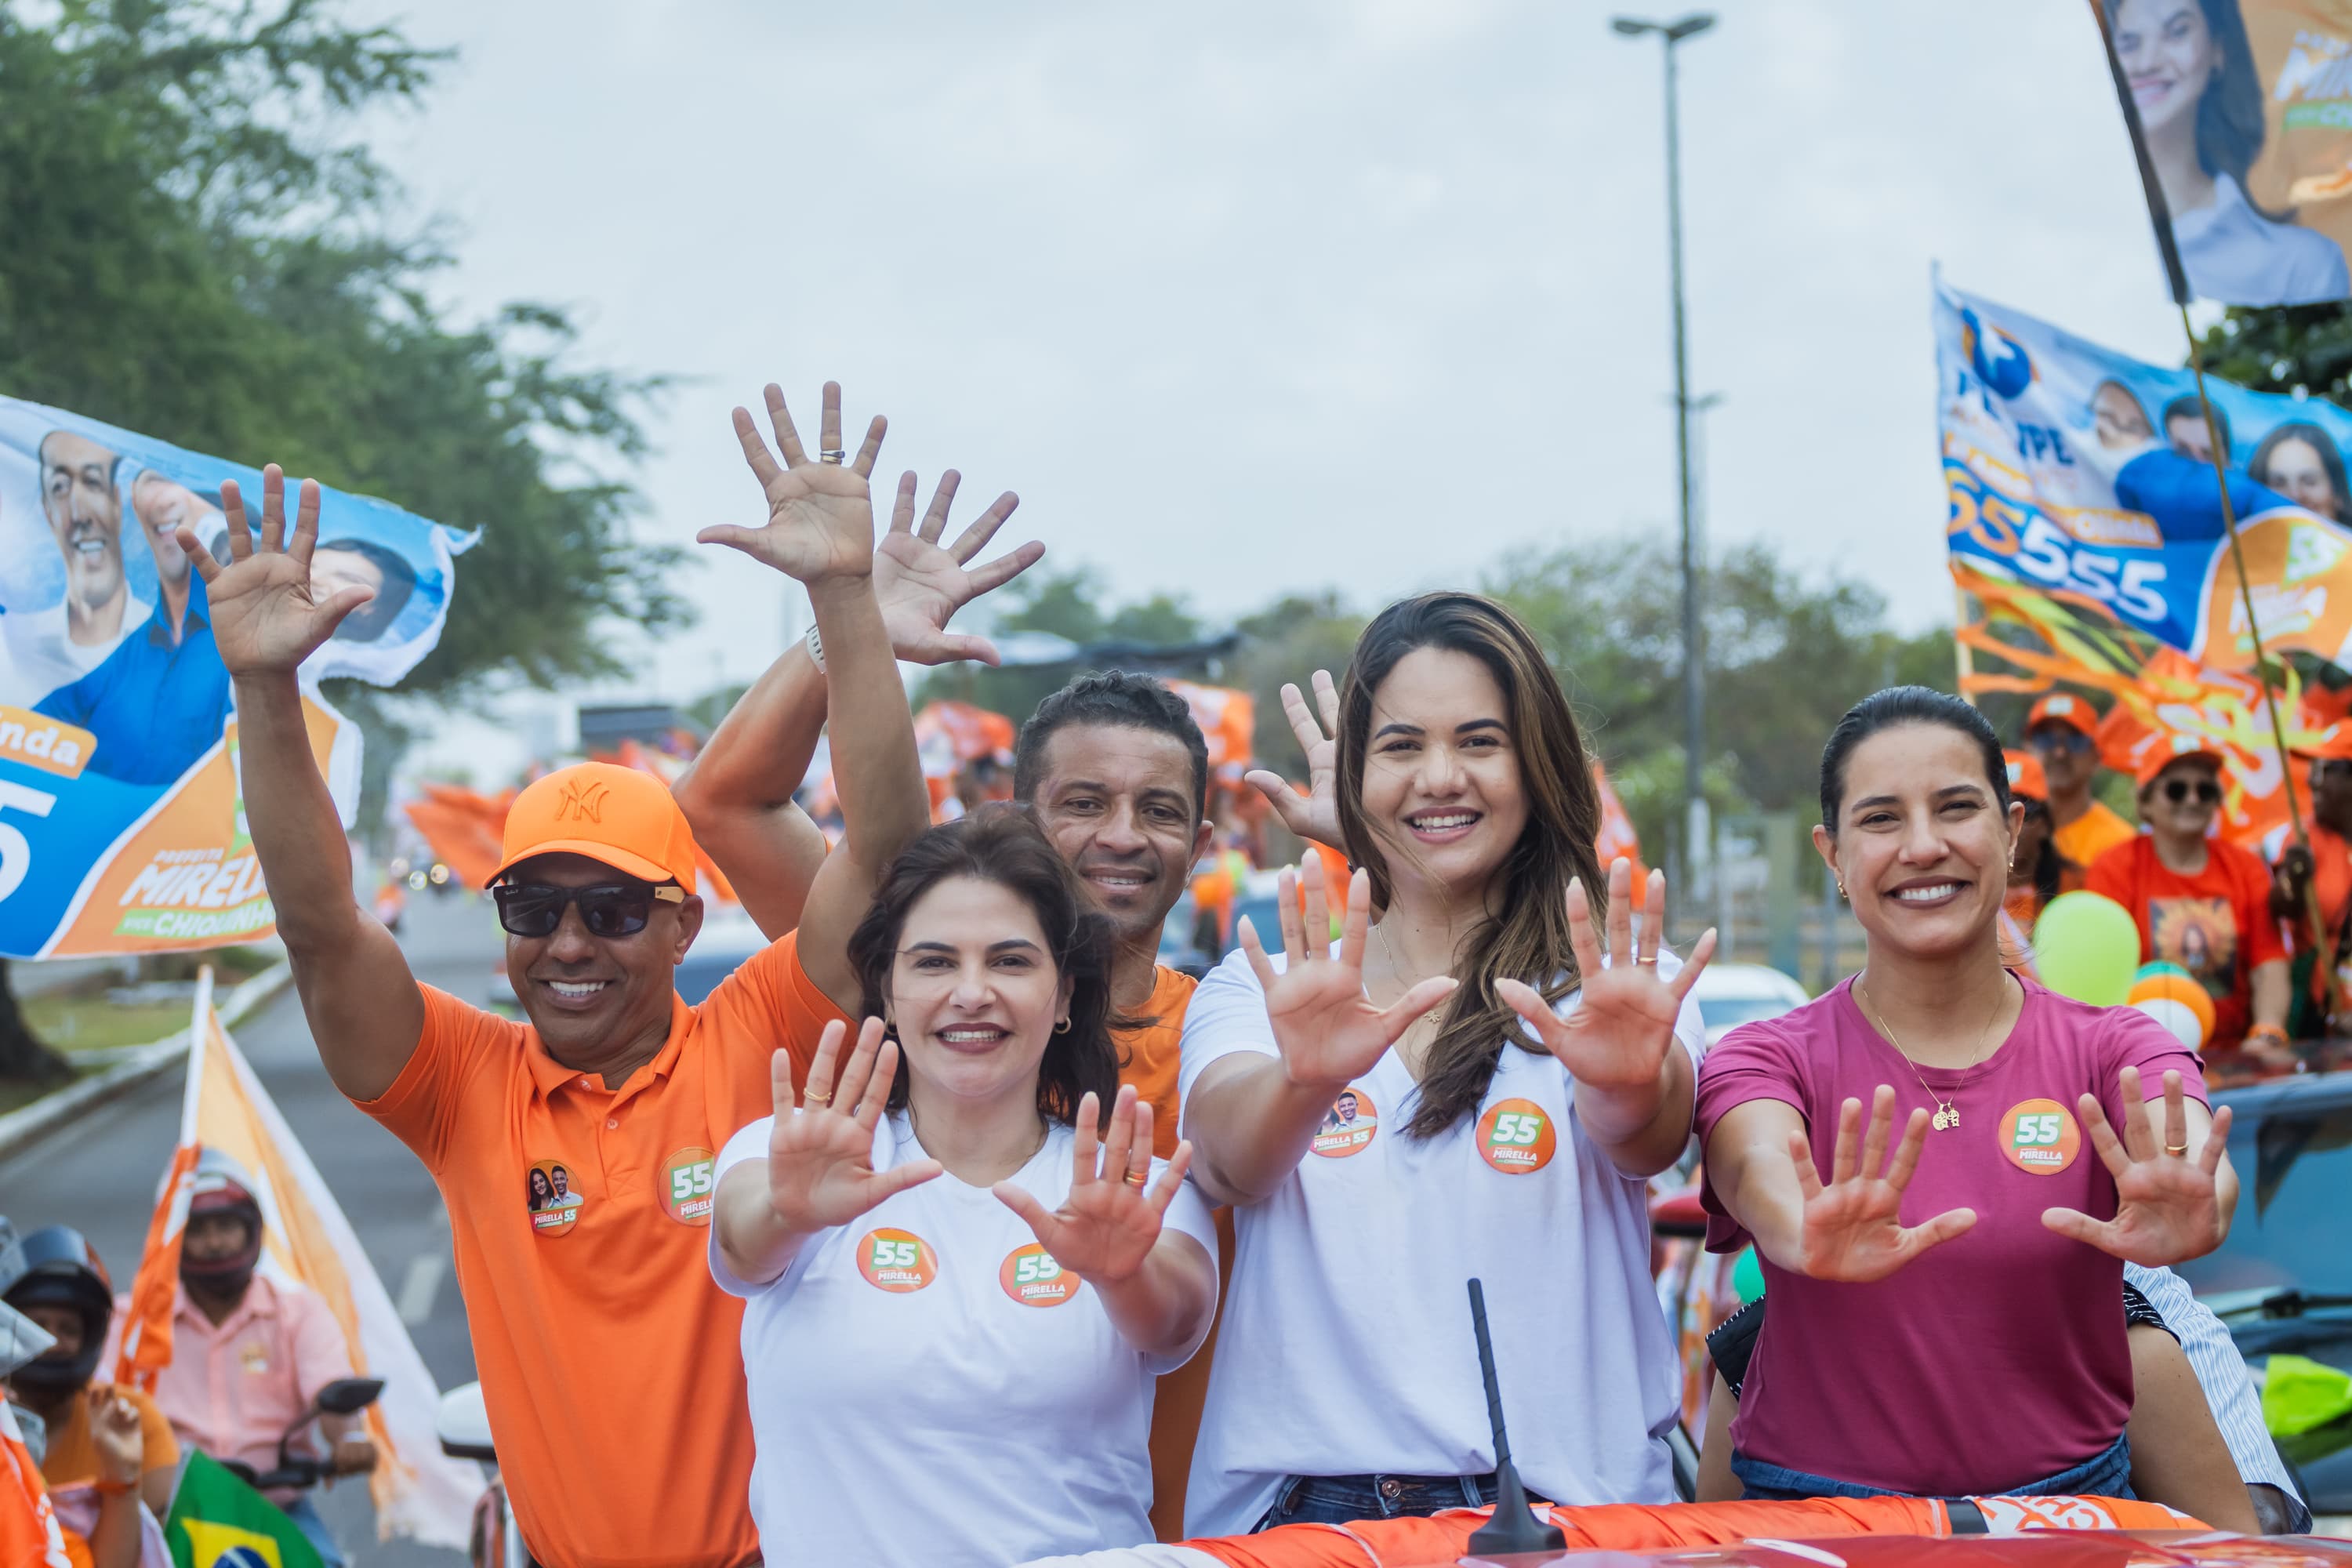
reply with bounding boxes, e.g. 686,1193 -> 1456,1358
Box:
0,1223 -> 176,1516
107,1150 -> 372,1567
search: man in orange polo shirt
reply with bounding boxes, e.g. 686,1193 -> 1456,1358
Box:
184,382 -> 935,1568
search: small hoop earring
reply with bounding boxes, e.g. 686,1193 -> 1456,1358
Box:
1054,1018 -> 1072,1034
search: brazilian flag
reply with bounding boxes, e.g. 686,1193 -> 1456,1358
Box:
162,1450 -> 325,1568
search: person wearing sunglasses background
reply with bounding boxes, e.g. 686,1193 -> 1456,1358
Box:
2023,694 -> 2139,871
181,380 -> 946,1568
2085,737 -> 2290,1062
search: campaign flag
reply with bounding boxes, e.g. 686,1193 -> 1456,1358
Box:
2092,0 -> 2352,306
163,1451 -> 325,1568
1165,681 -> 1257,789
1592,760 -> 1650,908
111,970 -> 209,1395
1938,276 -> 2352,671
0,1399 -> 72,1568
118,989 -> 481,1548
0,395 -> 471,957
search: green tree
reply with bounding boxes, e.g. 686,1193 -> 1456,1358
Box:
0,0 -> 685,1080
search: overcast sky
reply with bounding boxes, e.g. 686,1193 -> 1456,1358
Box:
353,0 -> 2205,764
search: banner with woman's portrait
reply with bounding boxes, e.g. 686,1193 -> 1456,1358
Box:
0,393 -> 471,956
2101,0 -> 2352,306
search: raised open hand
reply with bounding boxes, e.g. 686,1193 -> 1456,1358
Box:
1496,860 -> 1715,1094
764,1018 -> 941,1235
1239,853 -> 1457,1092
1244,671 -> 1341,849
180,466 -> 373,678
1785,1086 -> 1976,1282
697,382 -> 887,585
994,1086 -> 1191,1287
2042,1067 -> 2233,1266
873,469 -> 1044,666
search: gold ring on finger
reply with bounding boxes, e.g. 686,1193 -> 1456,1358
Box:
818,448 -> 846,464
1123,1169 -> 1149,1188
2165,1142 -> 2187,1156
804,1091 -> 831,1108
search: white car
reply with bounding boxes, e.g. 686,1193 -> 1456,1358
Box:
1686,961 -> 1811,1046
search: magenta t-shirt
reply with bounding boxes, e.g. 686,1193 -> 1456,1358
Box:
1694,975 -> 2206,1496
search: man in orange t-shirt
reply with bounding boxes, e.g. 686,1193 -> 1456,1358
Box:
2271,710 -> 2352,1030
2085,737 -> 2290,1055
191,385 -> 935,1568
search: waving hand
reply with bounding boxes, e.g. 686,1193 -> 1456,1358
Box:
183,466 -> 374,679
698,382 -> 887,584
1497,858 -> 1714,1093
1239,853 -> 1457,1092
996,1086 -> 1193,1286
1786,1085 -> 1977,1282
764,1018 -> 942,1235
1244,671 -> 1342,849
2042,1068 -> 2233,1266
873,469 -> 1045,665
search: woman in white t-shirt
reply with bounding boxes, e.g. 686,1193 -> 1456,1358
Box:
1181,591 -> 1717,1535
711,809 -> 1220,1566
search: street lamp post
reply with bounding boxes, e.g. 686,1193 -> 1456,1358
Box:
1613,12 -> 1715,914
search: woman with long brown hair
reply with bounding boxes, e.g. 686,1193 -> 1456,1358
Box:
1177,592 -> 1715,1534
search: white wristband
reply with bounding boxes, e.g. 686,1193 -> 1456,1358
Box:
804,622 -> 826,674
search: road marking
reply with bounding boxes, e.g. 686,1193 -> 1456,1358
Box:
396,1201 -> 453,1327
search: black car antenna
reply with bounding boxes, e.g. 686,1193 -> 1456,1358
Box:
1464,1277 -> 1568,1559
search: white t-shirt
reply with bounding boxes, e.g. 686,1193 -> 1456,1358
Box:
4,593 -> 149,705
2174,173 -> 2350,308
1174,945 -> 1704,1536
711,1110 -> 1219,1568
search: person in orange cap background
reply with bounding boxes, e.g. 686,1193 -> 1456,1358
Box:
2270,710 -> 2352,1034
176,379 -> 938,1568
2024,692 -> 2138,869
2000,750 -> 2078,938
2085,735 -> 2291,1060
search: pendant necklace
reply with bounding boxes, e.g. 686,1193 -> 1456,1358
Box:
1855,974 -> 2008,1131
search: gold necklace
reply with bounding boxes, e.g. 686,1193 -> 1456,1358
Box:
1855,975 -> 2009,1131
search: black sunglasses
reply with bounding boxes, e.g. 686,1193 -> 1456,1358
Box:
2028,729 -> 2095,756
2160,778 -> 2223,806
492,880 -> 684,938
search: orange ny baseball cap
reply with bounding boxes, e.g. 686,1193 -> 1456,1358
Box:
485,762 -> 699,893
2026,692 -> 2099,742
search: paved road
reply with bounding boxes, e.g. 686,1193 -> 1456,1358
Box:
1,895 -> 506,1565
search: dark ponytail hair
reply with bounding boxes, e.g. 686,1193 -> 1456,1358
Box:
1820,687 -> 2011,833
846,807 -> 1125,1132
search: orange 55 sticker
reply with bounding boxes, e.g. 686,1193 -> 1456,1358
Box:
1998,1098 -> 2082,1176
1476,1099 -> 1557,1174
856,1228 -> 938,1292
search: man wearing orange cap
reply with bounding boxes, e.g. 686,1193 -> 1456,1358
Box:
1998,749 -> 2075,937
179,381 -> 935,1568
2024,692 -> 2137,869
2271,711 -> 2352,1033
2086,735 -> 2290,1058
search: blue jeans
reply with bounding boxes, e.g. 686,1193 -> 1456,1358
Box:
1254,1472 -> 1506,1530
278,1492 -> 347,1568
1730,1432 -> 2133,1504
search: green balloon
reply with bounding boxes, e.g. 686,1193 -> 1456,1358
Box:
1732,1246 -> 1765,1303
2034,891 -> 2142,1006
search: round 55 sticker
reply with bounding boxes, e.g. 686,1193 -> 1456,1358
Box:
856,1228 -> 938,1292
660,1147 -> 717,1226
1998,1098 -> 2082,1175
1476,1098 -> 1556,1174
1000,1243 -> 1079,1307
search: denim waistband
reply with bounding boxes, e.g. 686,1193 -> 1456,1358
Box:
1728,1432 -> 2132,1504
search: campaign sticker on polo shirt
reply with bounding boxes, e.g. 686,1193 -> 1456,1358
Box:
1999,1098 -> 2082,1175
1476,1098 -> 1557,1174
660,1146 -> 717,1227
525,1159 -> 586,1237
856,1228 -> 939,1293
1309,1086 -> 1378,1158
1000,1243 -> 1080,1308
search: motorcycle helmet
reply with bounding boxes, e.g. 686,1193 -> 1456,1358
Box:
0,1224 -> 113,1395
180,1148 -> 264,1293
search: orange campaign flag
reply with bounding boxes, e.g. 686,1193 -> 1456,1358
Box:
1592,759 -> 1650,910
1165,681 -> 1257,789
0,1397 -> 74,1568
111,973 -> 208,1396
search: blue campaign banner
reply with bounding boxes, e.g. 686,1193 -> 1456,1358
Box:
1936,275 -> 2352,672
0,394 -> 470,956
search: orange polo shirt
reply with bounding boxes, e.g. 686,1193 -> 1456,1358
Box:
1121,965 -> 1197,1160
354,932 -> 841,1568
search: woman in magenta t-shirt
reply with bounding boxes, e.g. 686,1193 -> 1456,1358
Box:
1698,688 -> 2238,1501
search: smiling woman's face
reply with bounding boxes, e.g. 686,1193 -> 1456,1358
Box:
1817,723 -> 2018,964
2115,0 -> 2219,136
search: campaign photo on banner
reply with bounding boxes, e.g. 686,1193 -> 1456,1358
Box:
2103,0 -> 2352,306
0,394 -> 470,959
